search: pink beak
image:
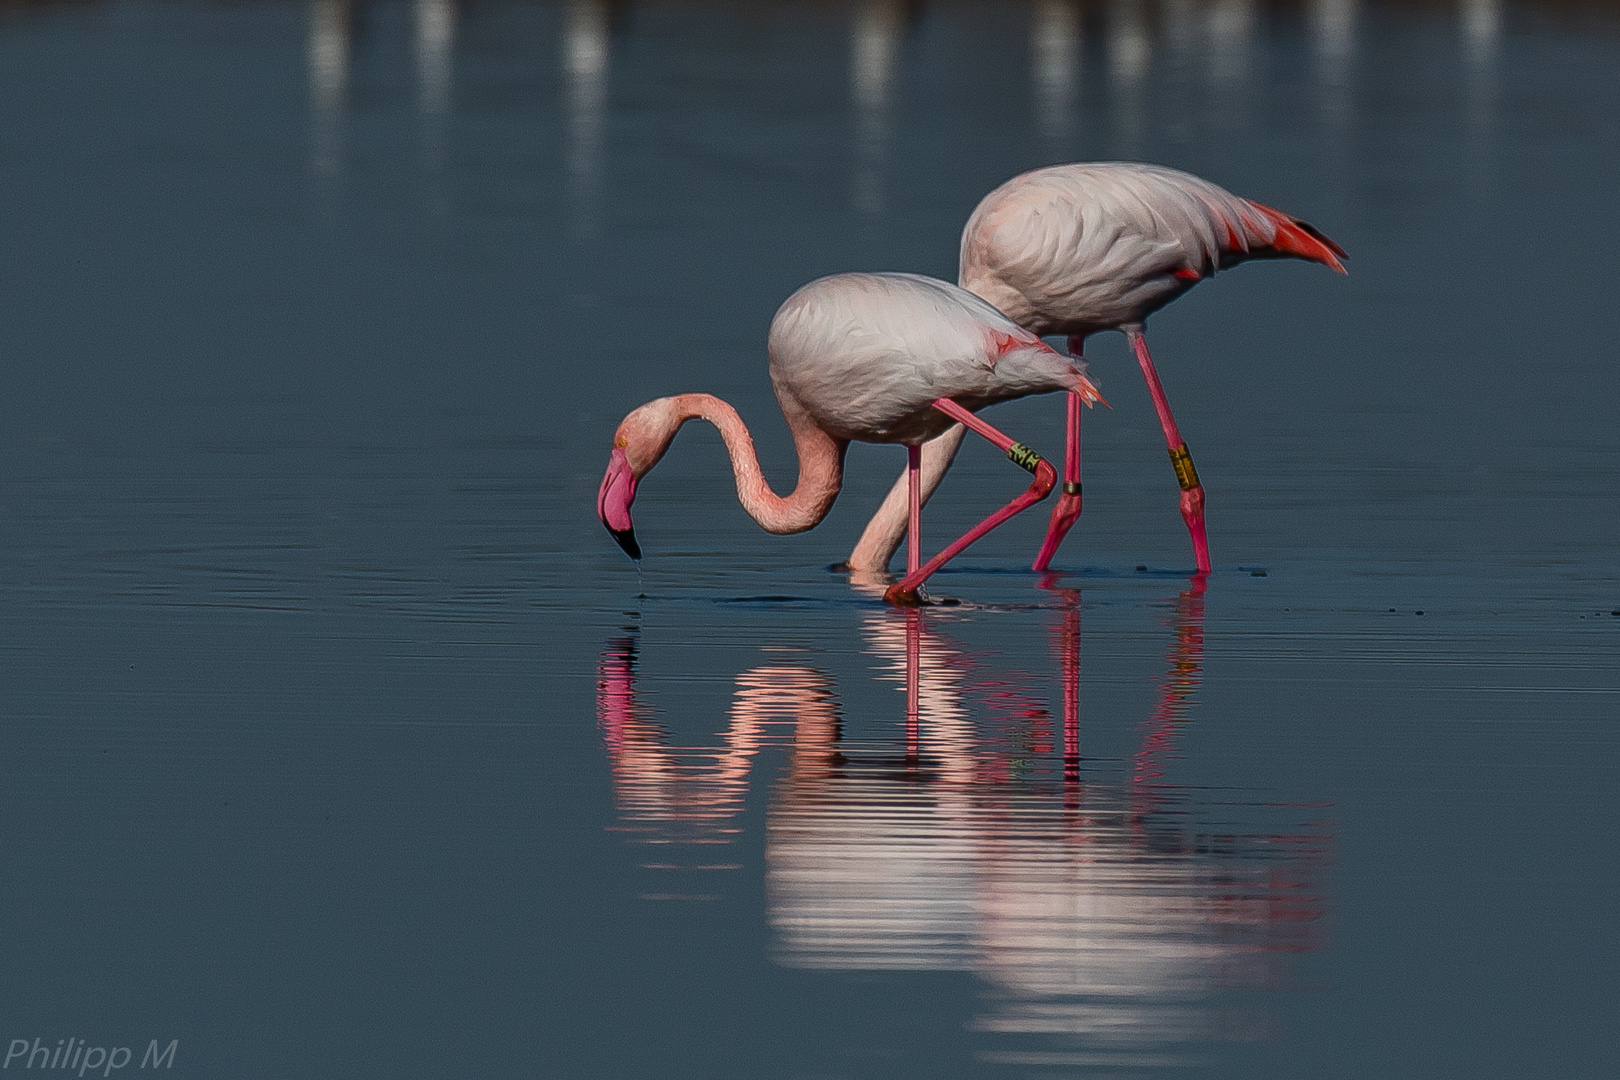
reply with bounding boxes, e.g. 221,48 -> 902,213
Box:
597,446 -> 641,560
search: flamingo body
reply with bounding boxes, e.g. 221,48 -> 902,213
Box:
770,273 -> 1090,445
959,162 -> 1346,338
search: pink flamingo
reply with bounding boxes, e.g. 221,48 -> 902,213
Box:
847,162 -> 1346,576
596,272 -> 1104,604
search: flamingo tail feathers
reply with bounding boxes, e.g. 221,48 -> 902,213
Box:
1247,201 -> 1348,274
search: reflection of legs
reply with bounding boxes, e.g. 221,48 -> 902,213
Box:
1033,335 -> 1087,571
1126,325 -> 1211,575
1131,581 -> 1208,821
1059,602 -> 1080,785
904,607 -> 921,765
845,425 -> 966,573
885,399 -> 1056,605
1037,576 -> 1083,789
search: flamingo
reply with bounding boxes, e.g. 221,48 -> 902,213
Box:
846,162 -> 1347,577
596,272 -> 1104,604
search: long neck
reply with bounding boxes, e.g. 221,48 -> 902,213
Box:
664,393 -> 847,536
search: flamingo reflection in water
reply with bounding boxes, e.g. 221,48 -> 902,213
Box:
595,590 -> 1331,1058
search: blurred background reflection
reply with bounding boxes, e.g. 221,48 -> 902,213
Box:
414,0 -> 455,180
563,0 -> 611,236
850,0 -> 905,214
282,0 -> 1592,249
306,0 -> 350,180
1031,0 -> 1080,151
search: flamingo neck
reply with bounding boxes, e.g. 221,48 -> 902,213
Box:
662,393 -> 847,536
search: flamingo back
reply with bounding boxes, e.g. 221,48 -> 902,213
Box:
959,162 -> 1343,337
768,273 -> 1088,446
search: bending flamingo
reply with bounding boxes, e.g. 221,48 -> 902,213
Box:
596,272 -> 1103,604
847,162 -> 1346,576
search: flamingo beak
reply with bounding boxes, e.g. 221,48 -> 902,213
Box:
597,446 -> 641,561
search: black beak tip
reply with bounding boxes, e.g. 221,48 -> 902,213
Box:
608,525 -> 642,561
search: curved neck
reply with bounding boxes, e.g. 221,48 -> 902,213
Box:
663,393 -> 847,535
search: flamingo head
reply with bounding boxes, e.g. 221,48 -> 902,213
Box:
598,399 -> 683,562
597,441 -> 642,560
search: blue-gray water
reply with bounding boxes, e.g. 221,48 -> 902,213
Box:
1,1 -> 1617,1076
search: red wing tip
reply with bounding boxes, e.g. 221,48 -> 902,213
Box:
1313,228 -> 1350,261
1249,201 -> 1348,273
1316,240 -> 1349,275
1075,378 -> 1110,409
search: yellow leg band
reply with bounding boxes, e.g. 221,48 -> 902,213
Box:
1168,443 -> 1200,491
1006,442 -> 1044,474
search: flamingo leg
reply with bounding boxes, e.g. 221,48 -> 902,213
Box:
906,443 -> 922,575
1032,333 -> 1089,571
845,425 -> 965,573
885,399 -> 1057,605
1126,326 -> 1211,575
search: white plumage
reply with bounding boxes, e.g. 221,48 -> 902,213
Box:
960,162 -> 1342,336
769,273 -> 1090,445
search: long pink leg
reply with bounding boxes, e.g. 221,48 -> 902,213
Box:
1032,334 -> 1088,571
885,399 -> 1057,605
846,426 -> 965,573
906,443 -> 922,575
1126,325 -> 1211,575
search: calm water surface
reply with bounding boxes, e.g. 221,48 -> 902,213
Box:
1,1 -> 1617,1076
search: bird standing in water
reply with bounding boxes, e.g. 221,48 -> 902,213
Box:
596,272 -> 1103,604
846,162 -> 1347,577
